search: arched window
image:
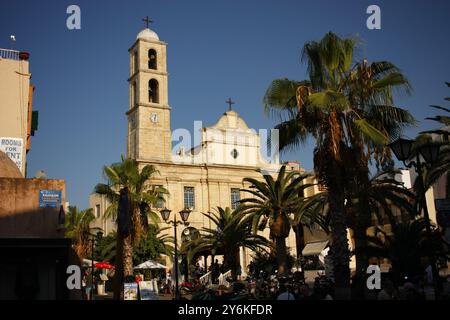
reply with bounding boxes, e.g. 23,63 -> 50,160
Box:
148,79 -> 159,103
148,49 -> 157,70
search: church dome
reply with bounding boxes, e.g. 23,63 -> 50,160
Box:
136,28 -> 159,41
0,151 -> 22,178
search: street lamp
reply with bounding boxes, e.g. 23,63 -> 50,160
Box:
160,207 -> 192,300
388,138 -> 414,162
84,231 -> 97,300
388,137 -> 441,298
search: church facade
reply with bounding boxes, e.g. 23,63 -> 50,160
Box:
91,25 -> 325,271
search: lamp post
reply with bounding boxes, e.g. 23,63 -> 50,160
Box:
388,138 -> 441,298
83,231 -> 103,300
84,231 -> 95,300
160,207 -> 191,300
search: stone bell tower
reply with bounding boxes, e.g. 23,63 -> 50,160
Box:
127,19 -> 172,162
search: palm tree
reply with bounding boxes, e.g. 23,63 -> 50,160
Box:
420,83 -> 450,195
240,165 -> 314,274
359,218 -> 446,284
65,206 -> 99,258
133,225 -> 174,265
302,169 -> 417,277
263,32 -> 415,296
94,226 -> 174,266
94,157 -> 167,298
94,231 -> 117,263
184,207 -> 270,280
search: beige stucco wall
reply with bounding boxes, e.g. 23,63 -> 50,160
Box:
425,187 -> 437,224
0,54 -> 30,176
89,192 -> 116,235
90,163 -> 318,271
0,178 -> 66,238
135,160 -> 310,269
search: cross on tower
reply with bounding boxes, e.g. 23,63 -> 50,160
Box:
142,16 -> 153,28
226,97 -> 235,111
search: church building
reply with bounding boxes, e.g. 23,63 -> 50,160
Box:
91,24 -> 324,272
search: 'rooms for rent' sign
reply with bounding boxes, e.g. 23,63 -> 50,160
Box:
0,137 -> 23,172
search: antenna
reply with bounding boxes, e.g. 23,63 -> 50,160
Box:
10,35 -> 16,50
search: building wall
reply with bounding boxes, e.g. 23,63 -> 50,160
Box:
0,51 -> 31,176
133,161 -> 316,268
89,193 -> 116,235
400,168 -> 439,224
90,163 -> 321,271
0,178 -> 66,238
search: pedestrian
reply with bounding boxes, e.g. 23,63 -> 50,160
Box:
84,271 -> 93,300
377,279 -> 398,300
237,264 -> 242,281
211,259 -> 220,284
420,256 -> 436,300
277,284 -> 295,300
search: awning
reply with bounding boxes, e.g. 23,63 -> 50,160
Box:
95,262 -> 114,269
134,260 -> 167,270
302,240 -> 329,256
82,259 -> 99,267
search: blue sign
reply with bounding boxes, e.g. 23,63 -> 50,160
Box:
39,190 -> 62,208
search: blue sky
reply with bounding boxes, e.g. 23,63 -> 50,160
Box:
1,0 -> 449,208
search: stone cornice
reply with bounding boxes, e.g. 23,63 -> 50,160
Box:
126,103 -> 171,115
128,39 -> 167,52
128,69 -> 169,82
135,159 -> 278,173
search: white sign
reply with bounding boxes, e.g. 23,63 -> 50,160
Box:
0,137 -> 23,172
139,281 -> 158,300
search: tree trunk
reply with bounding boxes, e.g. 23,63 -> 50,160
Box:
226,248 -> 240,281
351,149 -> 371,281
123,234 -> 134,278
113,233 -> 124,300
446,172 -> 450,199
294,224 -> 305,258
353,228 -> 368,278
271,209 -> 290,275
328,180 -> 351,299
275,237 -> 288,274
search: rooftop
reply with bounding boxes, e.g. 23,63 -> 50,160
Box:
0,48 -> 30,61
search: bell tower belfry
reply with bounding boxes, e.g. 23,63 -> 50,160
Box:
127,19 -> 172,162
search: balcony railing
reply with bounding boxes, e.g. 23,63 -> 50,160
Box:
0,48 -> 20,60
218,270 -> 232,286
199,271 -> 212,285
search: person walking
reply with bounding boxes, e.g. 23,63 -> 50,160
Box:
211,259 -> 220,285
85,272 -> 93,300
277,284 -> 295,300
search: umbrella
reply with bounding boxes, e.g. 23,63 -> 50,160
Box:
82,259 -> 98,267
133,260 -> 166,270
95,262 -> 114,269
